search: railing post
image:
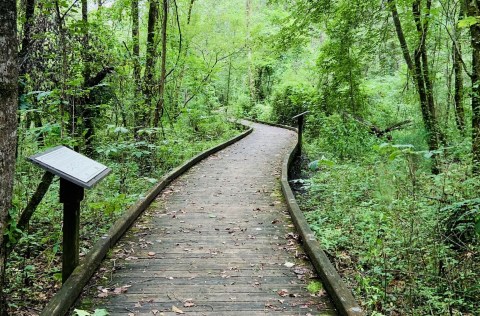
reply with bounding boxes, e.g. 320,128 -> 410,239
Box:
292,111 -> 309,157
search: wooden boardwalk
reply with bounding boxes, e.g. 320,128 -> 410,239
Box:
76,122 -> 336,315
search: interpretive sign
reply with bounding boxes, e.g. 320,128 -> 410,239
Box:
29,146 -> 111,188
28,145 -> 111,283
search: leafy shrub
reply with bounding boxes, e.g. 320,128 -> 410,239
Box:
271,84 -> 317,125
306,113 -> 378,160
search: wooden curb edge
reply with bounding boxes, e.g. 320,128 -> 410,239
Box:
278,130 -> 365,315
41,126 -> 253,316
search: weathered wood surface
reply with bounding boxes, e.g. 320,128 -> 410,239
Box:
42,127 -> 253,316
75,122 -> 336,315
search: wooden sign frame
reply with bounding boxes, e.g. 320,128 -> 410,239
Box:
29,145 -> 111,189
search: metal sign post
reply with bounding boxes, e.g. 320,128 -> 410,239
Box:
292,111 -> 309,157
29,146 -> 111,283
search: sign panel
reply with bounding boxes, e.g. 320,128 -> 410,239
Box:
29,146 -> 111,188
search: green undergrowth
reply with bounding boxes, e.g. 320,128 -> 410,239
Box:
6,114 -> 243,313
296,129 -> 480,315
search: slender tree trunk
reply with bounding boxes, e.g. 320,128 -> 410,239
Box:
132,0 -> 140,90
131,0 -> 142,133
154,0 -> 168,128
0,0 -> 19,313
55,0 -> 69,138
172,0 -> 194,117
226,55 -> 233,109
18,0 -> 35,87
389,0 -> 443,172
187,0 -> 195,24
246,0 -> 255,106
453,40 -> 465,134
17,0 -> 36,154
81,0 -> 95,155
142,0 -> 158,128
466,0 -> 480,173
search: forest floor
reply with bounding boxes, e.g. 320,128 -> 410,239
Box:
73,122 -> 336,315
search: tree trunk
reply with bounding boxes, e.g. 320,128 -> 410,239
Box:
18,0 -> 35,85
132,0 -> 140,90
388,0 -> 443,173
0,0 -> 19,313
132,0 -> 141,131
466,0 -> 480,173
142,0 -> 159,128
226,55 -> 233,110
453,39 -> 465,135
81,0 -> 95,155
154,0 -> 168,128
187,0 -> 195,24
246,0 -> 255,106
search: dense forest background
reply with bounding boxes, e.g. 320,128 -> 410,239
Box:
0,0 -> 479,315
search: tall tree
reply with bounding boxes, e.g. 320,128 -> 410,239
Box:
0,0 -> 19,313
453,14 -> 466,135
132,0 -> 140,93
154,0 -> 168,127
388,0 -> 445,173
246,0 -> 255,106
465,0 -> 480,173
141,0 -> 159,128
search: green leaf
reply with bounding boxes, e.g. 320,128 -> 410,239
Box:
36,91 -> 52,101
114,127 -> 129,134
388,151 -> 400,161
308,156 -> 335,170
73,309 -> 91,316
53,272 -> 62,282
475,218 -> 480,235
458,16 -> 478,28
93,309 -> 109,316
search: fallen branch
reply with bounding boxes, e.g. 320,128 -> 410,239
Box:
7,171 -> 55,255
346,112 -> 412,138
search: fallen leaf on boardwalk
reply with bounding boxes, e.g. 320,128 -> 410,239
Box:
148,252 -> 156,257
209,214 -> 217,218
277,289 -> 288,297
284,261 -> 295,268
317,289 -> 327,297
113,285 -> 130,294
97,291 -> 108,298
294,267 -> 310,275
286,232 -> 298,240
128,313 -> 134,316
151,310 -> 159,315
183,300 -> 195,307
172,305 -> 184,314
135,302 -> 142,307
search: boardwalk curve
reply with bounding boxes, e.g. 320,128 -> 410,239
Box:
76,122 -> 336,315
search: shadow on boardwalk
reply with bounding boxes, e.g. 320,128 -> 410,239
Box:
75,122 -> 336,315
